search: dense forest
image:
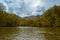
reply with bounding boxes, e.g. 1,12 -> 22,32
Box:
0,5 -> 60,27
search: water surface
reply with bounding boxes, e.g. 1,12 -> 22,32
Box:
0,27 -> 60,40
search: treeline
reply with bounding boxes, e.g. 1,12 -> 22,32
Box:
0,11 -> 21,27
21,5 -> 60,27
0,5 -> 60,27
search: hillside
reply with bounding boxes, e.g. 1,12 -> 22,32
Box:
0,11 -> 21,27
0,5 -> 60,27
39,5 -> 60,27
24,5 -> 60,27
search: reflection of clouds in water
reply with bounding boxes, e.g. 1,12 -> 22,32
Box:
0,27 -> 46,40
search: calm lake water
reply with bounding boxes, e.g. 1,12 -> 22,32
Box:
0,27 -> 60,40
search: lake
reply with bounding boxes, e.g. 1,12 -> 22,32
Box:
0,27 -> 60,40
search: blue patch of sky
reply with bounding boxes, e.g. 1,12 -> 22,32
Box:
0,0 -> 60,17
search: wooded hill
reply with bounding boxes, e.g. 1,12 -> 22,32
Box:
0,5 -> 60,27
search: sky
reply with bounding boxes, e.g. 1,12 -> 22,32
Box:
0,0 -> 60,17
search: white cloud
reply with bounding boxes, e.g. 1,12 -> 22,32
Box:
32,0 -> 45,8
0,0 -> 60,17
0,0 -> 46,17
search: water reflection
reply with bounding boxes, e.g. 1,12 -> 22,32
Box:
0,27 -> 60,40
0,27 -> 20,40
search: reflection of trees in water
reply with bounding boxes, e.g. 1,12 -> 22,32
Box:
0,27 -> 21,39
44,27 -> 60,40
0,27 -> 59,40
0,27 -> 21,34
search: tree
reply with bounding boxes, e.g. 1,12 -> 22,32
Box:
0,3 -> 6,11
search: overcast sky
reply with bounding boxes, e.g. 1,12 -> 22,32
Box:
0,0 -> 60,17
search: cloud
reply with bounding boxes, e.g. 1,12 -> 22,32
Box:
0,0 -> 45,17
0,0 -> 60,17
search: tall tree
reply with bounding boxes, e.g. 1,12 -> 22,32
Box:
0,3 -> 6,11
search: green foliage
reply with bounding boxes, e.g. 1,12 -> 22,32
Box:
0,11 -> 20,27
0,5 -> 60,27
40,5 -> 60,27
23,5 -> 60,27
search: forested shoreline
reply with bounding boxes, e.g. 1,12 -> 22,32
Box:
0,5 -> 60,27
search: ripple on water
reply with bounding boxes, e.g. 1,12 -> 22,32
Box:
0,27 -> 59,40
